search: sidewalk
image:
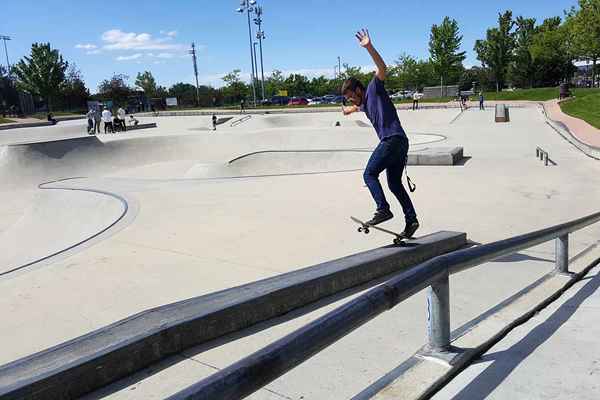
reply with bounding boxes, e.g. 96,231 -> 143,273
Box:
544,99 -> 600,148
433,263 -> 600,400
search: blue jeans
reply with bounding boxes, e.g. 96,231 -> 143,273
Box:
364,135 -> 417,223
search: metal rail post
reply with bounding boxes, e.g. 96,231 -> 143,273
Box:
555,234 -> 569,274
427,271 -> 450,352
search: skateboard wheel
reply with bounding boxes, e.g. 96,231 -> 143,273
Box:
364,228 -> 370,234
358,227 -> 363,233
394,238 -> 401,245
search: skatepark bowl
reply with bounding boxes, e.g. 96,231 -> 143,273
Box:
1,106 -> 600,400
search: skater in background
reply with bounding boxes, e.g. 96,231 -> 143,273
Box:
341,29 -> 419,238
86,108 -> 95,134
212,114 -> 217,131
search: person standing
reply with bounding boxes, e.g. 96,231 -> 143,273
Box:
341,29 -> 419,238
212,114 -> 217,131
240,99 -> 245,114
412,91 -> 420,111
479,92 -> 485,110
86,109 -> 95,134
118,107 -> 127,131
93,108 -> 102,134
101,107 -> 113,134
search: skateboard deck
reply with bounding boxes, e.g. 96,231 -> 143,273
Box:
350,216 -> 409,245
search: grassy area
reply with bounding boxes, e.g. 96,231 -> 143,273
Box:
560,89 -> 600,129
0,117 -> 15,124
482,87 -> 600,102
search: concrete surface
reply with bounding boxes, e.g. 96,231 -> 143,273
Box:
432,263 -> 600,400
1,105 -> 600,399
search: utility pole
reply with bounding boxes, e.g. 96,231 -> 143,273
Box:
189,42 -> 200,107
338,56 -> 341,78
0,35 -> 12,78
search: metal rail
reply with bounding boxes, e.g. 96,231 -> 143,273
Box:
536,146 -> 550,166
168,210 -> 600,400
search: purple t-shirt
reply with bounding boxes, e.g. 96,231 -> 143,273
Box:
361,76 -> 406,141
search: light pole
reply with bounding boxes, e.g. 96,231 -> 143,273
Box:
237,1 -> 257,107
338,56 -> 341,78
253,41 -> 259,95
253,5 -> 266,101
0,35 -> 12,78
189,42 -> 200,107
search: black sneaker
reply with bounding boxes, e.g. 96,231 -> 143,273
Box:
366,210 -> 394,226
402,220 -> 420,238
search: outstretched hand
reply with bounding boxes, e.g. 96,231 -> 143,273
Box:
355,29 -> 371,48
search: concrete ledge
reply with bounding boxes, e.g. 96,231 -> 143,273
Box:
495,104 -> 510,123
125,122 -> 157,131
408,147 -> 464,166
0,231 -> 466,400
0,121 -> 53,131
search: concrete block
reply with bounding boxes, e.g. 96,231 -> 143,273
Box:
495,104 -> 510,123
408,147 -> 463,166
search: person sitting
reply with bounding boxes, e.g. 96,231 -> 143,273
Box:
129,114 -> 140,126
112,116 -> 122,132
47,112 -> 58,125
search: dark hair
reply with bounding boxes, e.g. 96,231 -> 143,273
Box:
341,77 -> 365,94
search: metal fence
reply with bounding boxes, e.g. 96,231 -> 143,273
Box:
166,210 -> 600,400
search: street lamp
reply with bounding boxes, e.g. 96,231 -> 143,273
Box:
0,35 -> 12,78
253,5 -> 266,101
236,0 -> 257,107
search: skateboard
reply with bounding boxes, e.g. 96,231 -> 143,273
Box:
350,216 -> 410,245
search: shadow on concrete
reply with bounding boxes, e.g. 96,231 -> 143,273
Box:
449,269 -> 600,400
494,252 -> 553,263
455,156 -> 472,166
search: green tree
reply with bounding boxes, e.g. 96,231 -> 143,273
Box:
135,71 -> 158,98
475,11 -> 516,91
530,17 -> 576,86
98,74 -> 133,106
222,69 -> 248,104
59,65 -> 90,111
284,73 -> 310,96
510,17 -> 537,88
169,82 -> 197,106
13,42 -> 68,110
264,69 -> 285,97
429,17 -> 466,87
566,0 -> 600,87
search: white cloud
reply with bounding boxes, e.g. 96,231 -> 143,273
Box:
86,49 -> 101,55
75,43 -> 97,50
160,30 -> 178,37
116,53 -> 143,61
101,29 -> 186,51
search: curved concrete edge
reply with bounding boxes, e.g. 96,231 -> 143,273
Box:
0,179 -> 140,281
363,251 -> 600,400
0,231 -> 466,400
0,181 -> 134,279
540,102 -> 600,160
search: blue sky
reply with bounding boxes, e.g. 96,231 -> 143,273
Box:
1,0 -> 578,93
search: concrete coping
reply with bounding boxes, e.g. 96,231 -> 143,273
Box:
125,122 -> 158,131
0,231 -> 466,399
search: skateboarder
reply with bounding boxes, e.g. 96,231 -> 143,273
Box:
212,114 -> 217,131
341,29 -> 419,238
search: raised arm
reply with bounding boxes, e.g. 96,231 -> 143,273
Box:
356,29 -> 386,81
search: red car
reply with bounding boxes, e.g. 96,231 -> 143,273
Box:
288,97 -> 309,106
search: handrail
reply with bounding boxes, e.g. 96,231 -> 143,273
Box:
168,210 -> 600,400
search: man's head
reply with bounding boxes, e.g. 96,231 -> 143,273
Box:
341,77 -> 366,107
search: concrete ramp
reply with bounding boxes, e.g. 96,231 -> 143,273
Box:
185,150 -> 370,178
0,189 -> 127,277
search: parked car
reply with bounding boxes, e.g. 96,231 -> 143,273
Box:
270,96 -> 290,106
321,94 -> 336,104
288,97 -> 309,106
308,97 -> 323,105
